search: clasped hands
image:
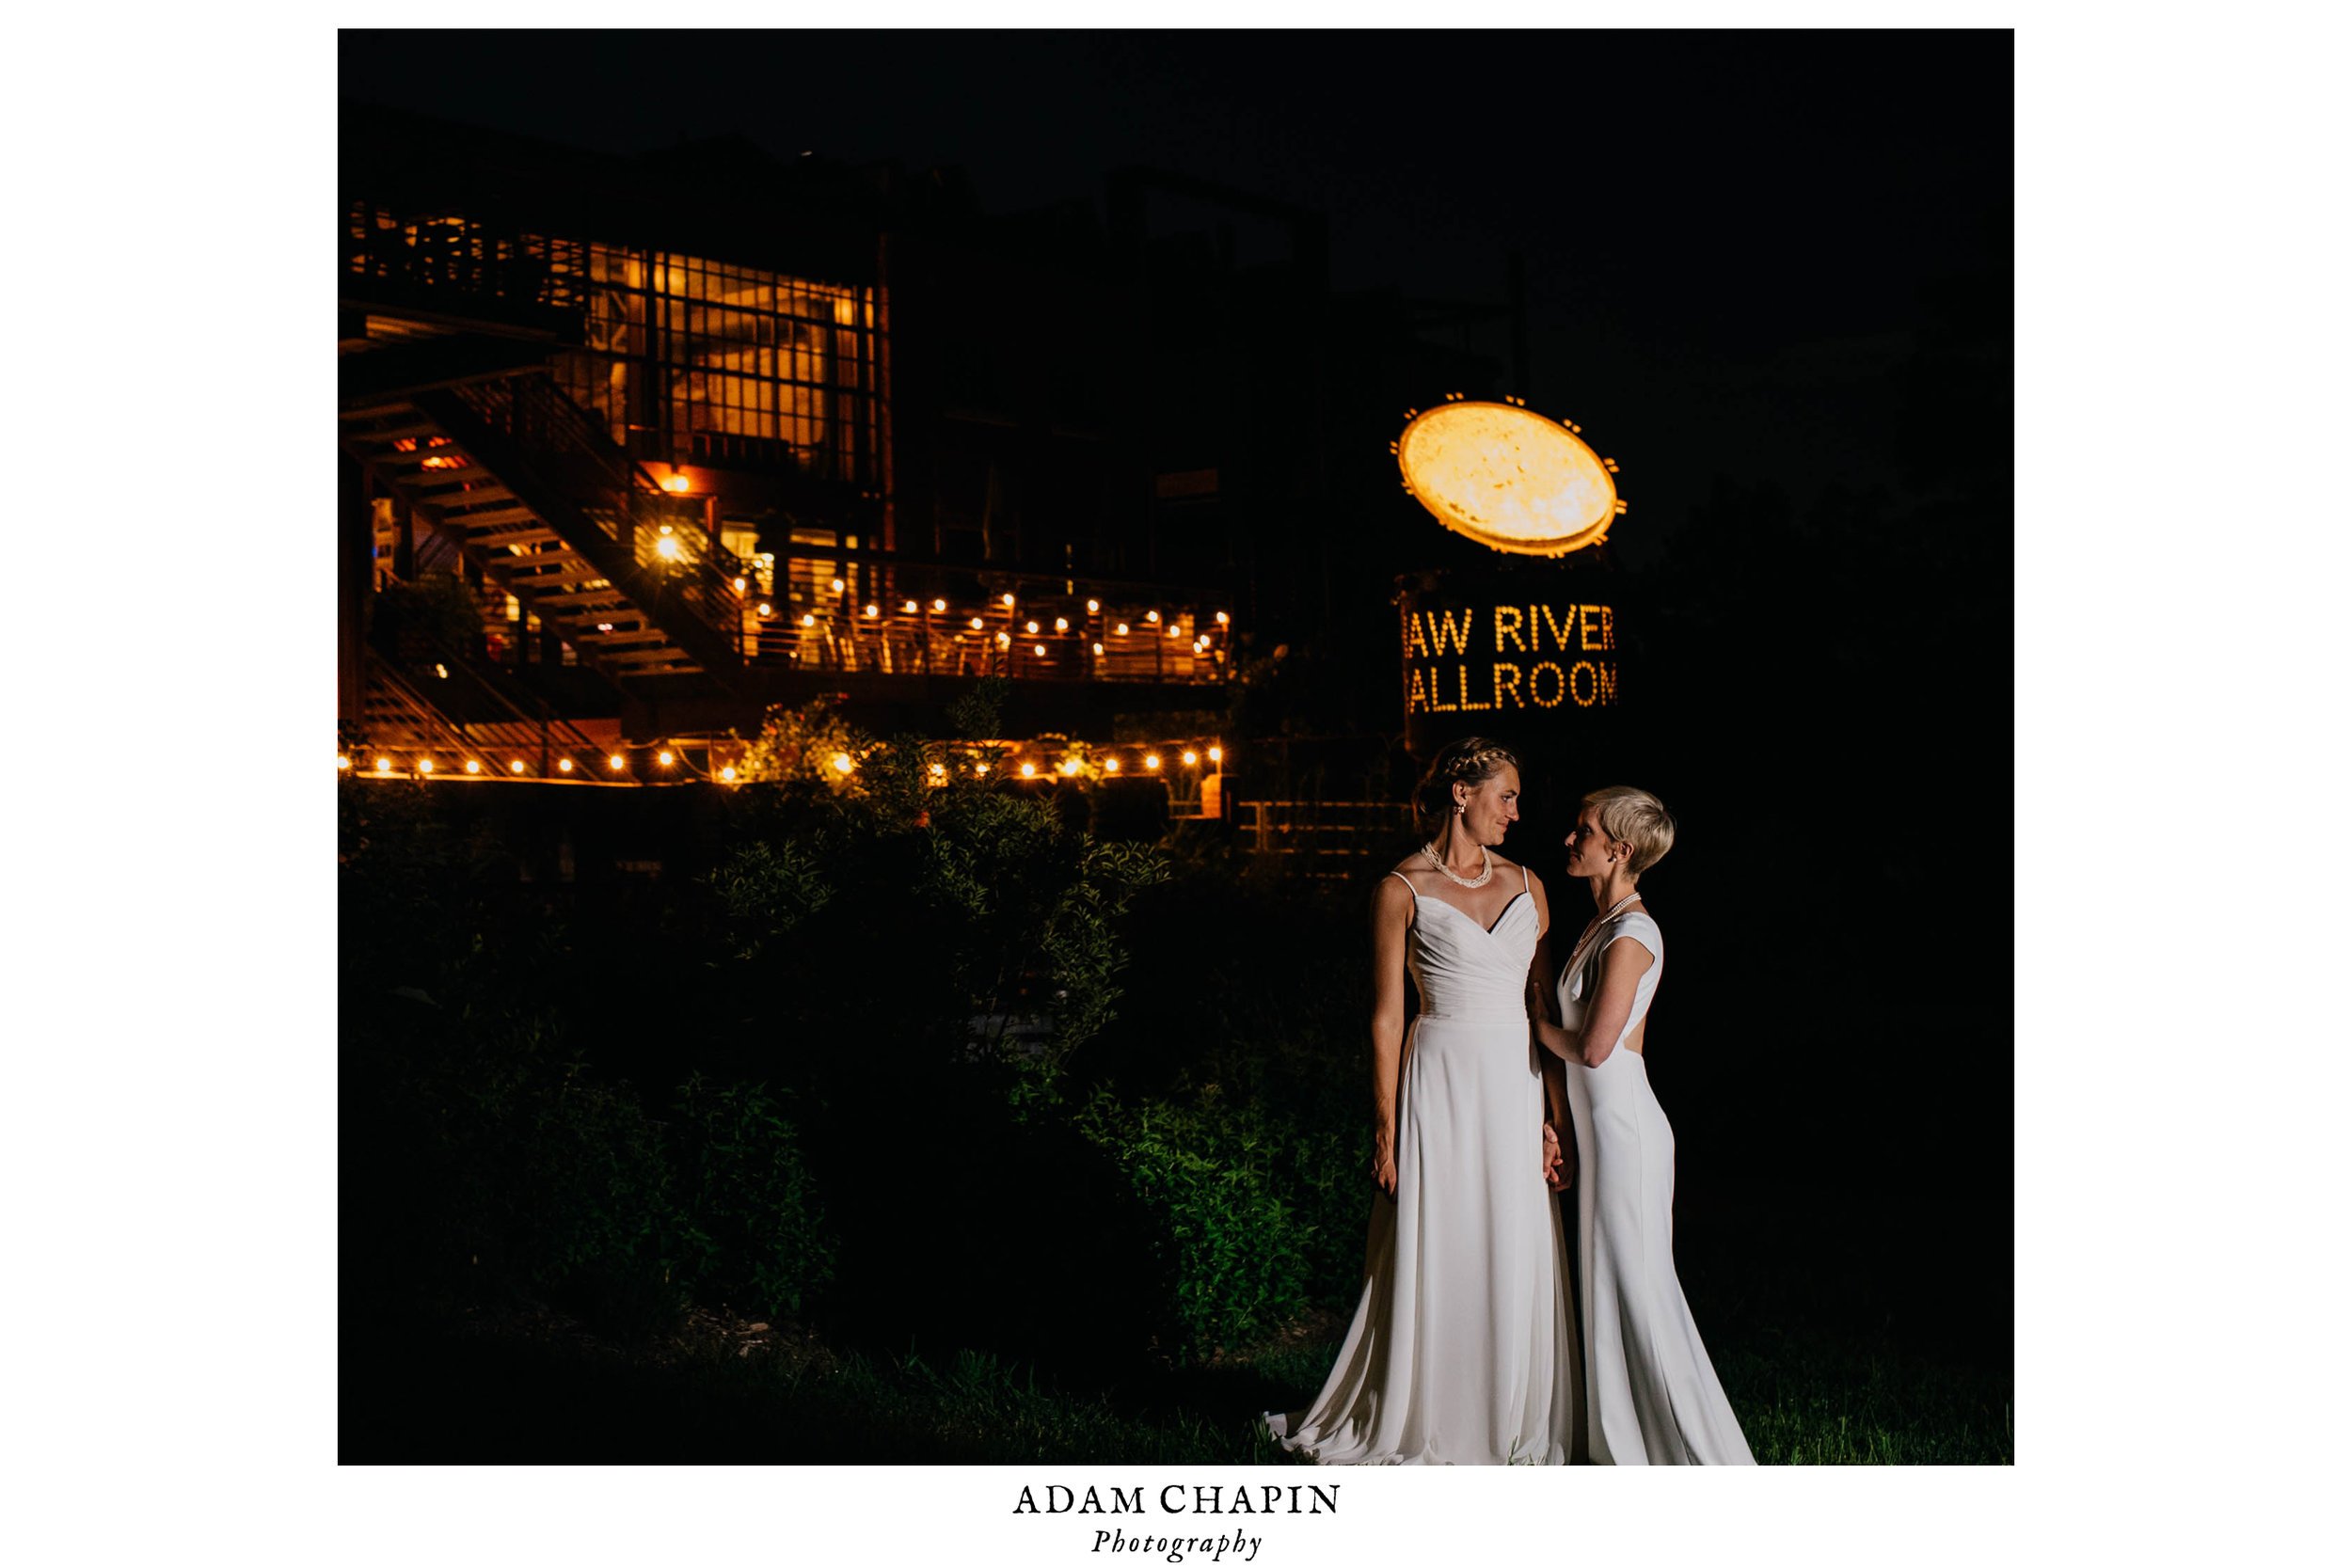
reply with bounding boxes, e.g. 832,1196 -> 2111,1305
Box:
1541,1120 -> 1572,1193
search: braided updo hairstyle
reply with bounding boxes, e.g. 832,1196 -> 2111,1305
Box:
1411,736 -> 1522,837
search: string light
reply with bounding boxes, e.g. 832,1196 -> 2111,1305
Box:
1033,643 -> 1047,657
1168,625 -> 1182,638
1086,598 -> 1100,613
929,762 -> 947,779
932,598 -> 948,612
801,613 -> 817,627
864,604 -> 880,618
721,765 -> 738,783
1054,617 -> 1069,632
832,578 -> 846,593
658,750 -> 675,767
558,758 -> 575,773
374,757 -> 391,772
757,603 -> 773,617
655,535 -> 683,561
608,754 -> 626,771
1025,620 -> 1041,634
1114,622 -> 1130,636
1216,610 -> 1230,625
1145,610 -> 1161,624
465,759 -> 482,774
1092,641 -> 1104,656
1019,761 -> 1037,778
1144,753 -> 1162,771
970,617 -> 986,631
1001,594 -> 1017,608
1104,757 -> 1120,773
1059,758 -> 1081,776
734,577 -> 748,593
1182,751 -> 1200,767
903,599 -> 919,613
1208,746 -> 1222,764
974,762 -> 989,776
658,524 -> 674,535
832,752 -> 854,774
598,622 -> 614,632
337,755 -> 352,770
660,473 -> 691,494
509,759 -> 526,774
417,758 -> 434,772
996,632 -> 1011,647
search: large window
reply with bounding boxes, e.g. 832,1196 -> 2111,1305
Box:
554,245 -> 886,487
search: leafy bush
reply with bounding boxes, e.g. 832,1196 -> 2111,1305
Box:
1074,1088 -> 1342,1354
672,1075 -> 835,1319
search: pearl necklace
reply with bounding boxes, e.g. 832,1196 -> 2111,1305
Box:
1572,890 -> 1645,954
1421,838 -> 1493,888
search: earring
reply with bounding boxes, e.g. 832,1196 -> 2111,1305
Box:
1454,802 -> 1464,815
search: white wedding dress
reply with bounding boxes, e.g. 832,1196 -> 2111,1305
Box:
1266,866 -> 1577,1465
1559,906 -> 1755,1465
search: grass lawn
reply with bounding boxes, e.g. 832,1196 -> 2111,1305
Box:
345,1299 -> 2010,1465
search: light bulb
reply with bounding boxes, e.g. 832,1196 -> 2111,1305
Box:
1019,761 -> 1036,777
832,752 -> 854,774
832,578 -> 845,593
609,754 -> 626,771
1092,642 -> 1104,656
1207,746 -> 1222,764
374,757 -> 390,772
336,755 -> 352,770
970,617 -> 985,631
509,759 -> 526,774
1145,754 -> 1161,771
932,598 -> 948,613
1034,643 -> 1046,657
721,766 -> 738,782
1115,623 -> 1129,636
658,750 -> 675,767
558,758 -> 575,773
418,758 -> 434,772
1182,751 -> 1199,767
465,759 -> 482,774
1001,594 -> 1016,608
1104,757 -> 1120,773
801,613 -> 817,627
1054,617 -> 1069,632
1025,621 -> 1041,634
864,604 -> 879,618
1086,599 -> 1100,613
903,599 -> 919,613
1146,610 -> 1161,624
1216,611 -> 1230,625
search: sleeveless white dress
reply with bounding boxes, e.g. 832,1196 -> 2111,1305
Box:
1266,867 -> 1578,1465
1559,907 -> 1755,1465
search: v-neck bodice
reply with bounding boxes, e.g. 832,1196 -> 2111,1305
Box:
1393,871 -> 1538,1021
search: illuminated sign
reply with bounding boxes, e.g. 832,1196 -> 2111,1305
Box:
1402,597 -> 1621,716
1395,399 -> 1625,557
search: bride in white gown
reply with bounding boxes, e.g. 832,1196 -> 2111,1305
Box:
1536,785 -> 1755,1465
1266,738 -> 1578,1465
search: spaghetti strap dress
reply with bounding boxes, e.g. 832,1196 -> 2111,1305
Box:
1265,865 -> 1578,1464
1558,908 -> 1755,1464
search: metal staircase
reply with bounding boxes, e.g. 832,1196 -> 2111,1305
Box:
341,366 -> 749,689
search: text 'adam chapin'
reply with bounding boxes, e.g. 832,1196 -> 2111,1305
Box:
1013,1483 -> 1339,1561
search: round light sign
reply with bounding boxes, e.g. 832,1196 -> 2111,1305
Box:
1396,401 -> 1622,557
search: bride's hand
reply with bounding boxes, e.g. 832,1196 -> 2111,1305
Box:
1542,1121 -> 1572,1193
1370,1132 -> 1398,1200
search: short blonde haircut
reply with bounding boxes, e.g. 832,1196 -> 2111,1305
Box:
1581,785 -> 1676,877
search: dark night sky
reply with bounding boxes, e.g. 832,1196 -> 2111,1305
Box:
342,30 -> 2011,556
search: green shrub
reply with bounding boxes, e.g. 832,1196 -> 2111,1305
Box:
1074,1089 -> 1332,1354
672,1075 -> 835,1319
